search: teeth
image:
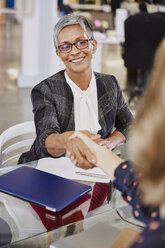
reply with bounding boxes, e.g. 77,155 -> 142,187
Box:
71,57 -> 84,63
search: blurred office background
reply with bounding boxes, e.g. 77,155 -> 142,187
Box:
0,0 -> 165,134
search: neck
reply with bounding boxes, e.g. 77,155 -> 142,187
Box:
66,68 -> 92,91
160,203 -> 165,219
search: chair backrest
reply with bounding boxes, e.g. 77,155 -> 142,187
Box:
0,121 -> 35,167
123,12 -> 165,70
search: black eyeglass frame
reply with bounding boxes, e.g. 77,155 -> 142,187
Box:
57,39 -> 93,54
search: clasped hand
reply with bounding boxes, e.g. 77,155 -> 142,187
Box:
66,131 -> 113,169
66,130 -> 99,169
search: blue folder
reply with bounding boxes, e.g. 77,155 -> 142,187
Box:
0,166 -> 92,212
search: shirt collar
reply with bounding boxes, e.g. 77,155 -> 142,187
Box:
64,71 -> 96,94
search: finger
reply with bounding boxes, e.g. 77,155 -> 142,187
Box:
67,140 -> 90,168
81,131 -> 99,139
70,154 -> 75,160
91,134 -> 101,140
94,138 -> 102,144
75,149 -> 95,169
79,149 -> 96,169
70,136 -> 95,160
70,131 -> 85,140
73,159 -> 78,166
85,149 -> 97,164
68,132 -> 76,140
76,138 -> 97,165
105,143 -> 112,149
75,132 -> 101,151
66,150 -> 71,158
97,141 -> 105,146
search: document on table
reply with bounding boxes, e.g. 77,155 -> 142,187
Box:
36,157 -> 110,183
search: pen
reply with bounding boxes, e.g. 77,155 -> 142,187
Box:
75,171 -> 108,179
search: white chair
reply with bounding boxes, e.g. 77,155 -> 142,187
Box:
0,121 -> 35,167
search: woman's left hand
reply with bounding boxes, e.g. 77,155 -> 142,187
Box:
95,138 -> 115,150
96,131 -> 126,150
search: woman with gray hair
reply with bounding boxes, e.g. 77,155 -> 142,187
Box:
18,14 -> 133,167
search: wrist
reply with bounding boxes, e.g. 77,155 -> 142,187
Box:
61,131 -> 73,151
45,133 -> 67,156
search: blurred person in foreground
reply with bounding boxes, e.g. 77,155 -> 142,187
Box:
67,38 -> 165,247
18,14 -> 132,165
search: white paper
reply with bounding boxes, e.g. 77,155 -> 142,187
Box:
36,157 -> 110,183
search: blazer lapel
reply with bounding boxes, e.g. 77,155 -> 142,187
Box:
96,76 -> 108,137
59,71 -> 75,132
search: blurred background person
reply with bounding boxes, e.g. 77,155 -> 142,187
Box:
111,0 -> 123,28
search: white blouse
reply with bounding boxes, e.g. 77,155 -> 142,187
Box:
65,71 -> 101,134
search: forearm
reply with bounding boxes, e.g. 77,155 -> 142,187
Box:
96,146 -> 123,179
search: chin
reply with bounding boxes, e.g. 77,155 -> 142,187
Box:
78,63 -> 91,71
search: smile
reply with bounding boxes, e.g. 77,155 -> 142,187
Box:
70,57 -> 85,63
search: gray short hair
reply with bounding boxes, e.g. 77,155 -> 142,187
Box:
53,14 -> 94,49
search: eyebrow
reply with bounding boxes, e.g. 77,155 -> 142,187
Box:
59,36 -> 88,45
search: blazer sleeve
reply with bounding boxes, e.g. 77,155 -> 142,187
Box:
31,82 -> 61,154
113,76 -> 133,137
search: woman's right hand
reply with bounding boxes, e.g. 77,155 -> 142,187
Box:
65,131 -> 100,169
45,130 -> 100,169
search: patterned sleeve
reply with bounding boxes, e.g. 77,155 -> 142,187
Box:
31,82 -> 61,154
111,76 -> 133,138
113,161 -> 159,224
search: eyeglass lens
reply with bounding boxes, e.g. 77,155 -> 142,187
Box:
59,39 -> 90,53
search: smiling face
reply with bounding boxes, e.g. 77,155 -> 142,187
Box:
56,24 -> 97,78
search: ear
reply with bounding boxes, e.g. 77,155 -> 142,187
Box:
91,39 -> 97,55
56,49 -> 59,56
56,49 -> 63,61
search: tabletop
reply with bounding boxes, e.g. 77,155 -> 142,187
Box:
0,160 -> 111,247
0,147 -> 142,248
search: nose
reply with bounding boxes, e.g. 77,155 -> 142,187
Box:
71,44 -> 80,54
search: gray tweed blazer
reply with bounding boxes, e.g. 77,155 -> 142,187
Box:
18,70 -> 133,164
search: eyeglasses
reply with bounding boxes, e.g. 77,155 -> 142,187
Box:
57,39 -> 93,54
